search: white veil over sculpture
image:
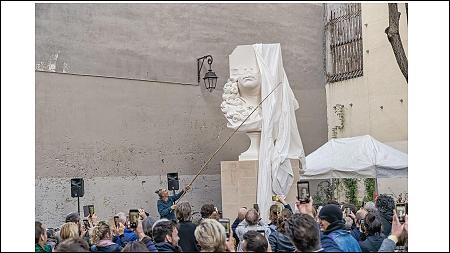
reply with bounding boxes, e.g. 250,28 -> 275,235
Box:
221,43 -> 306,222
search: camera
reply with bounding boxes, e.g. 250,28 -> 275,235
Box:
46,228 -> 55,238
114,216 -> 120,228
297,180 -> 310,204
82,219 -> 90,229
344,207 -> 351,217
395,203 -> 406,223
219,218 -> 231,237
83,205 -> 95,218
360,219 -> 366,232
129,209 -> 139,229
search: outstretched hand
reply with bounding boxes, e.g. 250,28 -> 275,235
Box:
225,228 -> 236,252
138,208 -> 147,219
391,210 -> 405,238
296,198 -> 314,218
276,195 -> 287,205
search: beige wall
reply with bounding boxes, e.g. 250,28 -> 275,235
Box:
325,3 -> 408,196
326,3 -> 408,144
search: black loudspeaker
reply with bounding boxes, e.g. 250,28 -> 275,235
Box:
167,173 -> 179,191
71,178 -> 84,197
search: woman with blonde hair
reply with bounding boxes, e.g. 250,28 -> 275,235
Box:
90,221 -> 122,252
194,219 -> 235,252
59,222 -> 79,241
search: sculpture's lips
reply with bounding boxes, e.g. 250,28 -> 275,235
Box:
243,76 -> 255,81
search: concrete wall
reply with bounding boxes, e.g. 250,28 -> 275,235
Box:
325,3 -> 408,197
35,3 -> 327,227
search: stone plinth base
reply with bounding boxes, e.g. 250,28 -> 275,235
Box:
220,159 -> 300,219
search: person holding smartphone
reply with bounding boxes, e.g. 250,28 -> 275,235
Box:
155,185 -> 191,221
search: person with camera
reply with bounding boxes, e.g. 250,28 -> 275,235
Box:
235,208 -> 271,252
378,210 -> 408,252
295,198 -> 341,252
91,221 -> 123,252
318,204 -> 361,252
268,207 -> 296,252
65,212 -> 91,246
112,212 -> 138,247
156,185 -> 191,221
351,208 -> 368,242
135,218 -> 158,252
358,211 -> 386,252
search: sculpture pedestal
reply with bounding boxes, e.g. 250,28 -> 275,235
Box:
239,132 -> 260,161
220,159 -> 300,219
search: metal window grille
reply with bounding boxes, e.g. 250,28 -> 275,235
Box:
325,3 -> 363,83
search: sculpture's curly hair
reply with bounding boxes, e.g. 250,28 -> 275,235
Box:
220,78 -> 255,123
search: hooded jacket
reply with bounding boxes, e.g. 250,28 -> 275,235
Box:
322,221 -> 361,252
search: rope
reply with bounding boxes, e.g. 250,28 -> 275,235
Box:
175,81 -> 283,203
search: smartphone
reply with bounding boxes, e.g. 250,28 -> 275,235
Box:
88,205 -> 95,216
83,206 -> 90,218
253,203 -> 260,213
46,228 -> 55,238
83,219 -> 90,229
129,209 -> 139,229
114,216 -> 119,228
219,218 -> 231,237
360,219 -> 365,232
345,207 -> 351,217
396,203 -> 406,223
297,180 -> 310,203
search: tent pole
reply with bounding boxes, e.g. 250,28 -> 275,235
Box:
374,177 -> 379,200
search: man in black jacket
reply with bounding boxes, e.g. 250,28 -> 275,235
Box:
176,202 -> 199,252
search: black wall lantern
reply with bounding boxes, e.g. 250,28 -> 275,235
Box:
197,55 -> 218,92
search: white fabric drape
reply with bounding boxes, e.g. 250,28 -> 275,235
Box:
252,43 -> 306,223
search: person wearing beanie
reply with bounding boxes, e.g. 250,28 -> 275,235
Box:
318,204 -> 361,252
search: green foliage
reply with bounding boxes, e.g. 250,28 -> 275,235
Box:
363,178 -> 376,202
343,178 -> 359,206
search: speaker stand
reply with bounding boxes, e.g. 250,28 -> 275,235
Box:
77,196 -> 80,215
172,189 -> 176,197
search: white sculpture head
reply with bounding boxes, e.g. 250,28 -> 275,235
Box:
221,45 -> 262,131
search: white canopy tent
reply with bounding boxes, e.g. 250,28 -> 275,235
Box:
302,135 -> 408,179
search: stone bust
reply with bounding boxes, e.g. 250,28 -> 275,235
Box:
221,45 -> 262,132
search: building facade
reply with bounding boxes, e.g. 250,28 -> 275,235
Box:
324,3 -> 408,200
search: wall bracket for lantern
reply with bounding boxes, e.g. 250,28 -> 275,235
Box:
197,55 -> 218,92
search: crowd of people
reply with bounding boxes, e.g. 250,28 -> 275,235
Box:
36,188 -> 408,252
